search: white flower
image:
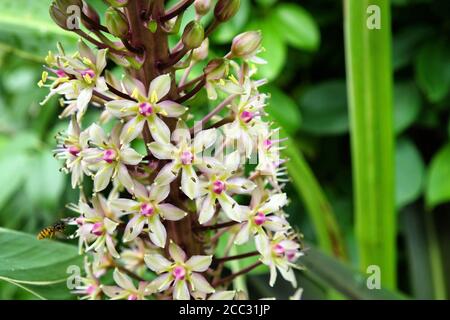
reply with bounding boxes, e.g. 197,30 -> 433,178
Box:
102,269 -> 149,300
235,191 -> 289,245
110,183 -> 186,247
40,40 -> 108,122
54,118 -> 90,188
105,74 -> 187,144
82,123 -> 144,192
255,233 -> 303,288
196,151 -> 256,224
70,194 -> 121,258
145,241 -> 214,300
148,120 -> 217,199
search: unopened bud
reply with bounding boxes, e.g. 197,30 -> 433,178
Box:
49,0 -> 83,30
204,58 -> 229,80
182,21 -> 205,49
194,0 -> 211,16
192,39 -> 209,61
82,2 -> 101,31
105,8 -> 129,38
214,0 -> 240,22
105,0 -> 129,7
231,31 -> 262,59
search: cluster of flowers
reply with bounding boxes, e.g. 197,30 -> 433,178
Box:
41,0 -> 303,300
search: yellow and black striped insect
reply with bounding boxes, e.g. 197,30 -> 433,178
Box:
37,220 -> 68,240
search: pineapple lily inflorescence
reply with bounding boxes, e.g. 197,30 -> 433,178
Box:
41,0 -> 303,300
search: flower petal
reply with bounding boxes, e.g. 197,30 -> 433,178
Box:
123,216 -> 145,242
259,193 -> 287,214
117,163 -> 134,191
145,273 -> 172,293
149,74 -> 171,101
144,254 -> 172,273
120,117 -> 145,145
192,128 -> 217,154
148,216 -> 167,248
198,194 -> 216,224
148,115 -> 171,144
169,241 -> 187,263
185,255 -> 212,272
113,268 -> 136,292
159,203 -> 187,221
148,142 -> 176,160
173,280 -> 190,300
93,164 -> 114,192
120,146 -> 144,165
105,100 -> 136,118
226,177 -> 256,194
217,193 -> 242,222
109,198 -> 139,213
224,150 -> 241,173
154,162 -> 179,186
208,291 -> 236,300
89,123 -> 107,147
190,273 -> 214,294
157,100 -> 187,117
181,166 -> 199,200
149,183 -> 170,203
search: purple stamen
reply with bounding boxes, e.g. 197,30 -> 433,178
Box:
172,266 -> 186,280
139,102 -> 153,116
68,146 -> 81,157
240,110 -> 254,123
273,243 -> 285,255
55,69 -> 67,78
212,180 -> 226,194
102,149 -> 117,163
263,139 -> 272,150
127,294 -> 138,300
253,212 -> 266,226
180,151 -> 194,165
91,222 -> 104,236
140,203 -> 154,217
80,69 -> 95,78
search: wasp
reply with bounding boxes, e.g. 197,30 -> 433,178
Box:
37,219 -> 72,240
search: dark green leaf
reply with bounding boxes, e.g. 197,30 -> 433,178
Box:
426,144 -> 450,208
297,80 -> 348,135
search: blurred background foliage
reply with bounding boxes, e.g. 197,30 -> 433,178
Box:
0,0 -> 449,299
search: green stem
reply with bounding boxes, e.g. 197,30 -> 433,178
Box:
344,0 -> 396,289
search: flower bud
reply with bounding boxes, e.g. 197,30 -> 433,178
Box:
194,0 -> 211,16
214,0 -> 240,22
182,21 -> 205,49
105,8 -> 129,38
192,39 -> 209,61
82,2 -> 101,31
105,0 -> 129,7
204,58 -> 229,80
49,0 -> 83,30
231,31 -> 262,59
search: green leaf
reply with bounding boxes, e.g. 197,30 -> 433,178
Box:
301,245 -> 407,299
393,26 -> 432,70
249,18 -> 287,81
426,144 -> 450,208
394,82 -> 421,134
261,85 -> 301,134
25,150 -> 66,211
0,228 -> 82,299
395,138 -> 424,208
0,0 -> 77,60
415,41 -> 450,103
272,3 -> 320,51
297,80 -> 348,135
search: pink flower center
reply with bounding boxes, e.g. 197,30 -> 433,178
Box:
139,102 -> 153,116
76,217 -> 85,225
286,250 -> 297,262
180,151 -> 194,165
273,243 -> 285,256
172,266 -> 186,280
212,180 -> 226,194
263,139 -> 272,150
128,294 -> 138,300
80,68 -> 95,78
102,149 -> 117,163
55,69 -> 67,78
68,146 -> 81,157
86,285 -> 96,295
253,212 -> 266,226
91,222 -> 104,236
140,203 -> 154,217
240,110 -> 254,123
